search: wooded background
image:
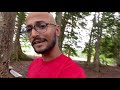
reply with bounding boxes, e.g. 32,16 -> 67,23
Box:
0,12 -> 120,78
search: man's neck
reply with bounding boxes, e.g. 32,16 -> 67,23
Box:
42,45 -> 62,62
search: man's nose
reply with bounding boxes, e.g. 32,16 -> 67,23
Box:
30,29 -> 39,38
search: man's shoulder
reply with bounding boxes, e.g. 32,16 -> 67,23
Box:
34,57 -> 42,60
60,54 -> 72,60
59,55 -> 86,78
61,55 -> 84,70
62,54 -> 76,63
31,57 -> 42,64
60,54 -> 79,67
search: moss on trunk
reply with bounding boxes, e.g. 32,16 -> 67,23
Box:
10,51 -> 32,61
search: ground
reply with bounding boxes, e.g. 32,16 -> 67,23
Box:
10,60 -> 120,78
79,62 -> 120,78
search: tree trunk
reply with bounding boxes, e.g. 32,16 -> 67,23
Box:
55,12 -> 62,29
11,12 -> 31,61
55,12 -> 63,52
93,12 -> 104,72
0,12 -> 16,78
87,27 -> 94,65
87,13 -> 96,66
114,43 -> 120,66
93,40 -> 101,72
58,12 -> 67,52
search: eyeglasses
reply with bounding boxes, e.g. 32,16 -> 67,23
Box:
26,21 -> 56,36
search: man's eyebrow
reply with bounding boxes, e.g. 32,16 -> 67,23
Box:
35,20 -> 46,23
26,21 -> 44,26
26,24 -> 32,27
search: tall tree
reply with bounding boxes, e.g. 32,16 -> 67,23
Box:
58,12 -> 90,56
55,12 -> 63,51
11,12 -> 31,61
86,13 -> 96,65
58,12 -> 67,52
99,12 -> 120,66
0,12 -> 17,78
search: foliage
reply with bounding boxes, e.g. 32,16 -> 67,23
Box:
99,55 -> 115,66
82,12 -> 120,67
100,36 -> 114,58
58,12 -> 90,56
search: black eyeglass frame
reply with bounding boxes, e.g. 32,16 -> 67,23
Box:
26,21 -> 57,36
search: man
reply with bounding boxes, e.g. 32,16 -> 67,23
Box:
26,12 -> 86,78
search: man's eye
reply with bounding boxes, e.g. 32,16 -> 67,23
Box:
26,27 -> 32,33
37,24 -> 47,29
40,24 -> 46,29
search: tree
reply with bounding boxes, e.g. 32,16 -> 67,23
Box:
55,12 -> 63,51
57,12 -> 90,56
0,12 -> 17,78
99,12 -> 120,66
11,12 -> 31,61
86,13 -> 96,66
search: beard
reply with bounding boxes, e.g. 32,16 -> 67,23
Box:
32,33 -> 56,54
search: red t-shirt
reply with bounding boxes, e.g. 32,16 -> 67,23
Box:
27,54 -> 86,78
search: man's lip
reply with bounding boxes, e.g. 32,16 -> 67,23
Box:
34,42 -> 43,46
32,40 -> 46,46
33,40 -> 41,44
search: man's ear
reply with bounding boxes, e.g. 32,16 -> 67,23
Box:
56,25 -> 61,37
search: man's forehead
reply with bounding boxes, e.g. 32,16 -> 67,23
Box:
26,12 -> 56,25
26,12 -> 50,20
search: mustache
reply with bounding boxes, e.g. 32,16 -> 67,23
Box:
32,38 -> 47,46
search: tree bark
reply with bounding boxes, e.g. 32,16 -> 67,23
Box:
87,13 -> 96,66
58,12 -> 67,52
55,12 -> 62,28
55,12 -> 63,51
11,12 -> 31,61
93,12 -> 104,72
0,12 -> 17,78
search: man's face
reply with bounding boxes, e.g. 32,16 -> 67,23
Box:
32,31 -> 56,54
26,14 -> 58,54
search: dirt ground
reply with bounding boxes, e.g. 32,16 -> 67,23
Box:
10,60 -> 120,78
